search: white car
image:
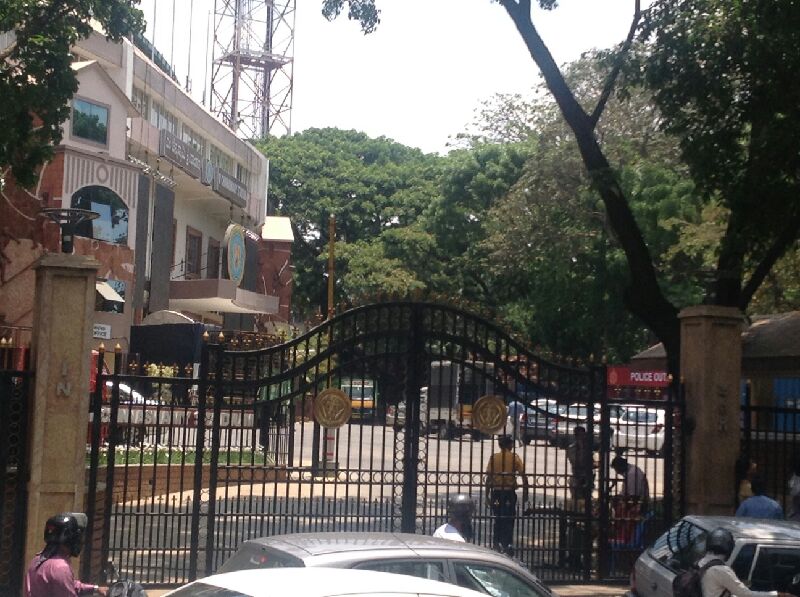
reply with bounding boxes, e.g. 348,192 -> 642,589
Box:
163,567 -> 494,597
612,407 -> 666,454
105,380 -> 157,404
629,515 -> 800,597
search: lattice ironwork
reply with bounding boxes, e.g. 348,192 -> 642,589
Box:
85,300 -> 683,586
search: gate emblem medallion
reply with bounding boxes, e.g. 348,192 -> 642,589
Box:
314,388 -> 351,428
472,395 -> 506,435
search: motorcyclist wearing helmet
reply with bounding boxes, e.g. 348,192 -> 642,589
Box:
698,527 -> 791,597
433,494 -> 475,542
25,513 -> 106,597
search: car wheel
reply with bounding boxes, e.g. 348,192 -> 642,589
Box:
438,423 -> 452,440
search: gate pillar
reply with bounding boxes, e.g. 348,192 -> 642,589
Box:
23,254 -> 99,572
679,305 -> 743,515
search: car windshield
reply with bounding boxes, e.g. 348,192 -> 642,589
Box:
167,584 -> 251,596
622,410 -> 658,423
648,519 -> 707,569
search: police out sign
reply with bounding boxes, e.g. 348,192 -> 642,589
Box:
607,366 -> 670,388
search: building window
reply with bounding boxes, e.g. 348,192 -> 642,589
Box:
182,124 -> 205,155
210,144 -> 233,174
131,87 -> 149,119
71,186 -> 128,244
236,164 -> 251,188
207,238 -> 221,279
72,98 -> 109,145
150,100 -> 177,135
185,227 -> 202,279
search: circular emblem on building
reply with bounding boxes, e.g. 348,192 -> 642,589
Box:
472,395 -> 507,435
226,224 -> 246,287
314,388 -> 351,428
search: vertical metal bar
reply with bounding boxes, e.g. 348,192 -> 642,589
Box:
401,304 -> 423,532
597,363 -> 610,580
188,340 -> 210,581
204,343 -> 225,575
83,346 -> 106,581
100,349 -> 122,582
679,381 -> 687,516
663,381 -> 675,526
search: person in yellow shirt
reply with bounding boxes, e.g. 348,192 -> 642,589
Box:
485,435 -> 529,556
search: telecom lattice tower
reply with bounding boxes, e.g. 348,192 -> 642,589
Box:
210,0 -> 295,139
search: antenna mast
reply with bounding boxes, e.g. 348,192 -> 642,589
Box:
210,0 -> 295,139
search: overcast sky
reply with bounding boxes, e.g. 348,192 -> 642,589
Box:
140,1 -> 641,154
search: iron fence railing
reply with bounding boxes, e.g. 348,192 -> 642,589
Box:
0,366 -> 32,597
84,302 -> 686,588
740,397 -> 800,514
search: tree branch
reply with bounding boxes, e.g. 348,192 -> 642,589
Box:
499,0 -> 681,373
589,0 -> 641,129
739,214 -> 800,310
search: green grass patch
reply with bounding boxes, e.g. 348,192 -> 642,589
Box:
87,447 -> 274,467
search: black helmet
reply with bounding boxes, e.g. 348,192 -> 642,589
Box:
448,494 -> 475,517
706,528 -> 735,559
44,513 -> 87,557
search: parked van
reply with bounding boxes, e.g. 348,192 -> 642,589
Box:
341,379 -> 377,422
428,361 -> 495,440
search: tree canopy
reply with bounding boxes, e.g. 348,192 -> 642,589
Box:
320,0 -> 800,374
0,0 -> 144,186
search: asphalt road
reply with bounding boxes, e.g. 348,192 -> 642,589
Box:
99,419 -> 665,586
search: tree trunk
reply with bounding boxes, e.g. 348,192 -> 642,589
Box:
500,2 -> 682,375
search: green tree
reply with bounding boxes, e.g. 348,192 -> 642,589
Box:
0,0 -> 144,186
322,0 -> 800,374
257,128 -> 440,317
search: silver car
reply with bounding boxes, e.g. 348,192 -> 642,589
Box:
217,532 -> 552,597
628,515 -> 800,597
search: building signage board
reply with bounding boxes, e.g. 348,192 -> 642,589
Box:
225,224 -> 247,287
607,366 -> 670,388
93,323 -> 112,340
159,129 -> 202,179
213,167 -> 248,208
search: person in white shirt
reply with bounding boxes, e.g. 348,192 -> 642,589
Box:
699,527 -> 791,597
433,494 -> 475,542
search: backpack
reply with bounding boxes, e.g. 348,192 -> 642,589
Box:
672,559 -> 725,597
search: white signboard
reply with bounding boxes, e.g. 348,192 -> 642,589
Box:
93,323 -> 112,339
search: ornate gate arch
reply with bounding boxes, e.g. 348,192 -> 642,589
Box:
198,302 -> 603,575
87,300 -> 681,586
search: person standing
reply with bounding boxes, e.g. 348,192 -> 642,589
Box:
433,494 -> 475,542
698,527 -> 790,597
735,475 -> 784,519
25,512 -> 105,597
566,426 -> 593,509
485,435 -> 529,556
610,454 -> 650,543
735,455 -> 757,507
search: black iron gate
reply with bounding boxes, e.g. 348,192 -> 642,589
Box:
0,347 -> 32,597
86,301 -> 683,587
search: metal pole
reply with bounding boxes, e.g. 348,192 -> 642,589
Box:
327,214 -> 335,320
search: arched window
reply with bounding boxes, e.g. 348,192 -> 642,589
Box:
71,186 -> 129,245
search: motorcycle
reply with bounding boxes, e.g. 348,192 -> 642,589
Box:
105,561 -> 148,597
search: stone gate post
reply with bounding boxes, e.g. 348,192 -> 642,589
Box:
679,305 -> 743,515
23,254 -> 99,571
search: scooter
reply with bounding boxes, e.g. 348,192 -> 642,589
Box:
105,561 -> 148,597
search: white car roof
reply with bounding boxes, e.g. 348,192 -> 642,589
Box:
166,567 -> 492,597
